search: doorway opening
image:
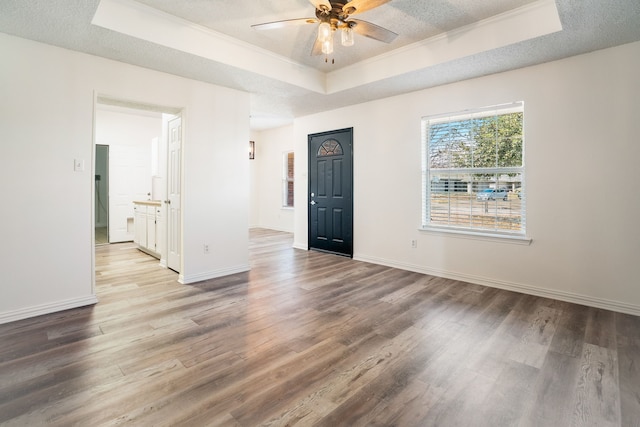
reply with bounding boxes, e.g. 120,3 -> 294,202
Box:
95,144 -> 109,245
93,96 -> 183,278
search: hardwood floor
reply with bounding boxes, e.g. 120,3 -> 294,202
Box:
1,228 -> 639,426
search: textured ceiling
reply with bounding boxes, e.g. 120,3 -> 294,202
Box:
1,0 -> 639,130
132,0 -> 536,70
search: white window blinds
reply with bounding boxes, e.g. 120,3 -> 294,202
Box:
422,102 -> 525,235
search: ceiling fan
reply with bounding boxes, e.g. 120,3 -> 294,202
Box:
251,0 -> 398,59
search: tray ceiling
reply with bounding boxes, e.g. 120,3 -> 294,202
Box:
1,0 -> 639,129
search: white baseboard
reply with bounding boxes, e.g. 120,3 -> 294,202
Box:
0,295 -> 99,325
292,243 -> 307,251
180,264 -> 250,285
354,254 -> 640,316
254,224 -> 294,233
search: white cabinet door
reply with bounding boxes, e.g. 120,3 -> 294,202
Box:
146,209 -> 156,253
155,207 -> 163,259
134,205 -> 146,246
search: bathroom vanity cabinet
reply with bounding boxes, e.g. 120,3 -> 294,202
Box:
133,201 -> 162,259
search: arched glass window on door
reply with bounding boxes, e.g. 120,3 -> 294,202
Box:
317,139 -> 343,157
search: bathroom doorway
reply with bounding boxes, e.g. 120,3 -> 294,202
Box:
95,144 -> 109,245
93,96 -> 182,273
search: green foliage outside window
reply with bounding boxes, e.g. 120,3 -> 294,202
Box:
430,112 -> 523,171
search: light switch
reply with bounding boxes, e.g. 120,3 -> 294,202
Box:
74,158 -> 84,172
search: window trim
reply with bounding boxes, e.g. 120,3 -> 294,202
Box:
282,151 -> 294,208
419,225 -> 532,245
421,102 -> 528,240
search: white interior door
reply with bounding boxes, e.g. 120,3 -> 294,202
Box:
109,144 -> 151,242
167,116 -> 182,272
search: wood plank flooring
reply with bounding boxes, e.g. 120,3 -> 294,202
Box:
1,228 -> 639,426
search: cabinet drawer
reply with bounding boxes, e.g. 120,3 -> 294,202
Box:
133,204 -> 148,214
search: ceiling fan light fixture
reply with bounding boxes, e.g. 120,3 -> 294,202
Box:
341,26 -> 354,47
318,21 -> 331,42
253,0 -> 395,60
321,36 -> 334,54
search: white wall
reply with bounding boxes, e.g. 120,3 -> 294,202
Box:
249,131 -> 260,228
0,33 -> 250,323
293,41 -> 640,315
250,125 -> 295,232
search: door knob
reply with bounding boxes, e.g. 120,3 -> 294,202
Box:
310,200 -> 316,205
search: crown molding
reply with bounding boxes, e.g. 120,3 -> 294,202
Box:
92,0 -> 327,93
326,0 -> 562,94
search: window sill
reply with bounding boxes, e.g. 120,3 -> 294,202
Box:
419,226 -> 532,245
281,206 -> 294,211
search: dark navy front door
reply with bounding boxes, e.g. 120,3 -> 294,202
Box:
308,128 -> 353,257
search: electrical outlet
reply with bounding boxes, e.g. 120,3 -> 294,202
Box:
204,244 -> 209,254
411,239 -> 417,248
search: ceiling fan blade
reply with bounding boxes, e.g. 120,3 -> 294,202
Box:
251,18 -> 317,31
311,38 -> 323,56
309,0 -> 331,12
342,0 -> 391,15
350,19 -> 398,43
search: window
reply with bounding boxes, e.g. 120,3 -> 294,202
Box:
422,102 -> 525,236
318,139 -> 343,156
283,152 -> 294,207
